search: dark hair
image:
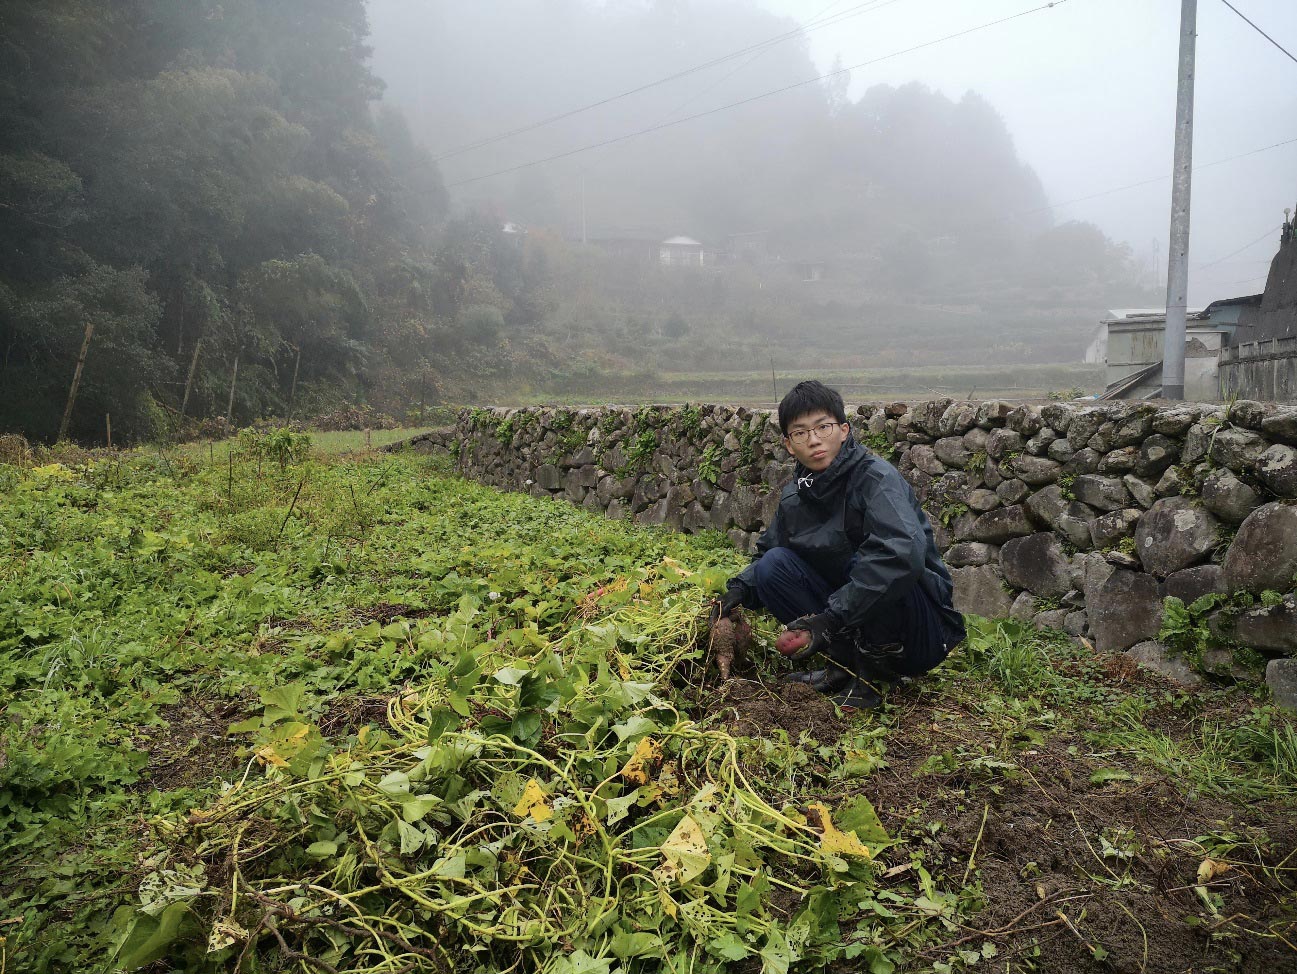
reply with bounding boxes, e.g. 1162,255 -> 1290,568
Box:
777,380 -> 847,434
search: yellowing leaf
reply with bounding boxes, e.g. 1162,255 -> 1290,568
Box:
1197,858 -> 1229,884
807,802 -> 873,859
659,887 -> 679,919
254,743 -> 289,768
513,777 -> 553,822
620,737 -> 661,786
653,813 -> 711,885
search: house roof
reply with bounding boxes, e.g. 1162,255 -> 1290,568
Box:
660,236 -> 703,247
1101,307 -> 1207,325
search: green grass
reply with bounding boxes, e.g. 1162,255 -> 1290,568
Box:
175,425 -> 433,460
496,363 -> 1105,407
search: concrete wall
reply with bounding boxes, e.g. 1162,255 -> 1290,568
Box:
1252,234 -> 1296,342
406,399 -> 1297,697
1220,339 -> 1297,402
1105,320 -> 1224,400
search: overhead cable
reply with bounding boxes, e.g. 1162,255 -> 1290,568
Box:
447,0 -> 1072,188
1195,224 -> 1283,272
1035,136 -> 1297,215
1219,0 -> 1297,66
657,0 -> 875,125
432,0 -> 910,162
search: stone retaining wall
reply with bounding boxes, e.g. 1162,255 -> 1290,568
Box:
405,399 -> 1297,703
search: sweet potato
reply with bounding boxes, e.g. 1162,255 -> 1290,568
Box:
711,617 -> 737,680
775,629 -> 811,657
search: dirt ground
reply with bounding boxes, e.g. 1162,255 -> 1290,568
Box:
699,662 -> 1297,974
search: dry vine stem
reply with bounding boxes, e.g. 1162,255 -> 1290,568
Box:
171,571 -> 895,973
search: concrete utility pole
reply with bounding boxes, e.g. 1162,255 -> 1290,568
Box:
1161,0 -> 1197,400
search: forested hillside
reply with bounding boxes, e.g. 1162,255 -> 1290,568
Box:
2,1 -> 470,442
1,0 -> 1155,444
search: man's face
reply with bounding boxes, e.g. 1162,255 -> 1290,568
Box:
783,410 -> 849,472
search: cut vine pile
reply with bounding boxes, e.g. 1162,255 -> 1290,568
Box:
1,443 -> 1295,973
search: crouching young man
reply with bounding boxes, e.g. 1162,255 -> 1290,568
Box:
717,381 -> 965,710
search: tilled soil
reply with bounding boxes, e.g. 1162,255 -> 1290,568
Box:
881,687 -> 1293,971
706,676 -> 848,744
692,661 -> 1296,973
135,696 -> 248,792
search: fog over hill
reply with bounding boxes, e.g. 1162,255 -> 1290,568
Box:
366,0 -> 1161,372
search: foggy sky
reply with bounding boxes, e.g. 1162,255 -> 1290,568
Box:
368,0 -> 1297,306
759,0 -> 1297,304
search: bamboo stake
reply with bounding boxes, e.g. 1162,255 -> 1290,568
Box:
226,352 -> 240,424
288,344 -> 301,418
180,336 -> 203,418
58,322 -> 95,442
105,413 -> 112,449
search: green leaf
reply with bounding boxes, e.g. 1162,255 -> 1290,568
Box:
519,672 -> 559,710
430,853 -> 465,879
611,929 -> 664,959
114,902 -> 192,970
397,819 -> 425,854
605,790 -> 638,826
259,682 -> 305,724
612,713 -> 659,741
493,666 -> 529,686
553,950 -> 613,974
511,710 -> 542,743
426,706 -> 462,741
708,931 -> 750,961
400,793 -> 442,823
377,771 -> 411,796
1089,768 -> 1134,786
760,928 -> 791,974
306,840 -> 338,858
834,795 -> 890,847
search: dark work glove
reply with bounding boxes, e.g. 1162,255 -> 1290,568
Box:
715,581 -> 749,621
784,612 -> 843,662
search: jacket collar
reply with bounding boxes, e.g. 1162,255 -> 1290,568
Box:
794,434 -> 864,499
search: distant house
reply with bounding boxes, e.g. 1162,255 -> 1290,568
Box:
726,230 -> 769,263
658,236 -> 705,267
1097,306 -> 1230,400
501,222 -> 528,248
584,228 -> 663,262
791,259 -> 825,283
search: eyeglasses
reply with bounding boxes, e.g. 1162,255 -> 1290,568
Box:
785,421 -> 843,445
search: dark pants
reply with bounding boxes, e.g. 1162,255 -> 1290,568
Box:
751,546 -> 959,677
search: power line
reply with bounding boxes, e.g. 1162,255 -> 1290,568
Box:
1034,135 -> 1297,215
658,0 -> 855,124
656,0 -> 905,125
432,0 -> 910,162
447,0 -> 1073,188
1219,0 -> 1297,66
1195,223 -> 1282,271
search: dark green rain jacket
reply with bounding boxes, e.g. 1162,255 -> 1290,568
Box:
735,435 -> 963,633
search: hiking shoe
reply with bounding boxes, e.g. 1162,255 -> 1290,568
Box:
784,666 -> 853,694
782,668 -> 821,684
830,677 -> 883,712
